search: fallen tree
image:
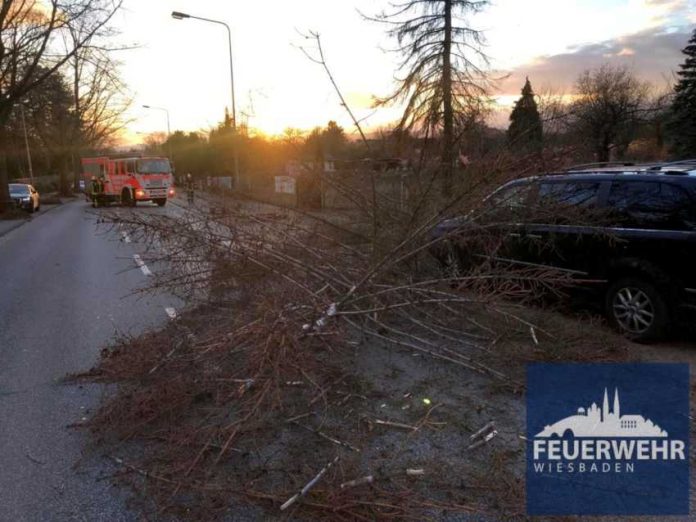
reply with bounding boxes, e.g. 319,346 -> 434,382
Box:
72,147 -> 631,520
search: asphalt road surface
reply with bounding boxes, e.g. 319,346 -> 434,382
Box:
0,199 -> 183,521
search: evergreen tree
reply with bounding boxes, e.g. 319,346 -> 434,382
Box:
303,121 -> 347,160
667,29 -> 696,158
507,77 -> 542,149
321,121 -> 346,157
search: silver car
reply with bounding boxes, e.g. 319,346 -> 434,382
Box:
9,183 -> 40,212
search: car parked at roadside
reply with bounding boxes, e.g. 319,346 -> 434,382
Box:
431,160 -> 696,341
9,183 -> 40,213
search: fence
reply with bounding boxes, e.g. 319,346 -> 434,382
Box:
201,166 -> 417,212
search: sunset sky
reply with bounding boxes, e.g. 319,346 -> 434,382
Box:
117,0 -> 695,143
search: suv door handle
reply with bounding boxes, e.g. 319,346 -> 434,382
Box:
527,234 -> 543,239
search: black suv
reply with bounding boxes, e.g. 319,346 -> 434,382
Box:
432,161 -> 696,341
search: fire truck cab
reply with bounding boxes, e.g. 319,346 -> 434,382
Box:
81,156 -> 175,207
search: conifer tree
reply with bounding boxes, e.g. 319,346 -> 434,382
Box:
507,77 -> 542,149
667,29 -> 696,157
368,0 -> 490,197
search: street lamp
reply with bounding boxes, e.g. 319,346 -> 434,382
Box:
18,103 -> 34,185
142,104 -> 171,159
171,10 -> 239,190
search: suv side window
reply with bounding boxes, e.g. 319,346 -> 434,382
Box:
489,182 -> 531,210
535,181 -> 601,224
539,181 -> 600,208
482,182 -> 533,223
607,181 -> 695,230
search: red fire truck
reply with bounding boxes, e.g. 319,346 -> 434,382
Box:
81,155 -> 175,207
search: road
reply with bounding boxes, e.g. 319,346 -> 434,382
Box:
0,199 -> 183,521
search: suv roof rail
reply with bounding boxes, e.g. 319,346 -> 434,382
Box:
659,170 -> 690,176
646,159 -> 696,170
565,161 -> 636,171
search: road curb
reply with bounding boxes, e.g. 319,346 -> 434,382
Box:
0,219 -> 28,238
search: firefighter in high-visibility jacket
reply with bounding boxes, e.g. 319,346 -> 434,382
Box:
185,173 -> 194,204
90,176 -> 104,207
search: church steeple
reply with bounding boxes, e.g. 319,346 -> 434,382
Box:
614,388 -> 620,418
603,388 -> 609,421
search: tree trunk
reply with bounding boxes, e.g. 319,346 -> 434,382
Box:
0,122 -> 10,214
441,0 -> 454,198
597,148 -> 610,163
72,152 -> 80,192
0,153 -> 9,214
597,134 -> 611,162
655,120 -> 664,155
72,56 -> 82,193
58,152 -> 71,196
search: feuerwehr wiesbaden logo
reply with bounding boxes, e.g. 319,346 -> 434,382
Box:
526,363 -> 689,515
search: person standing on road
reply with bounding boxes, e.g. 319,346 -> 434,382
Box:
90,176 -> 102,207
185,173 -> 194,204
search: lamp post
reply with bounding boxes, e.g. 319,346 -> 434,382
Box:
142,104 -> 171,159
18,103 -> 34,185
171,11 -> 239,190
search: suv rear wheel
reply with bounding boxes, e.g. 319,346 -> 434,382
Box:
605,277 -> 668,342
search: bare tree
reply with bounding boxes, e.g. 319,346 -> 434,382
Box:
297,31 -> 379,251
568,65 -> 652,162
535,85 -> 570,139
143,131 -> 166,153
368,0 -> 491,197
24,67 -> 74,185
0,0 -> 123,211
64,14 -> 131,192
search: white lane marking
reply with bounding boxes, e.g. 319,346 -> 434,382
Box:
133,254 -> 152,276
165,307 -> 177,319
120,231 -> 131,243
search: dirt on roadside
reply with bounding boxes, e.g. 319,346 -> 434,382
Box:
74,284 -> 696,521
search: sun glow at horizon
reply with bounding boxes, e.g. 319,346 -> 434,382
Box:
117,0 -> 691,145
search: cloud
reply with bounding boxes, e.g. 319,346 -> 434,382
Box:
644,0 -> 683,6
498,26 -> 690,97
